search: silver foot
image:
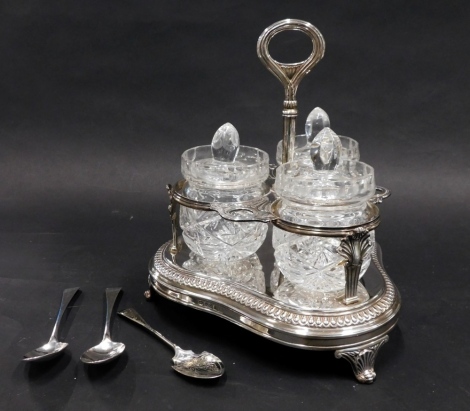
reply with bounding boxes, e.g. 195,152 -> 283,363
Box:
144,289 -> 152,300
335,335 -> 389,383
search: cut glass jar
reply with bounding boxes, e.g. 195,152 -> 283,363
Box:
273,127 -> 376,292
179,123 -> 269,261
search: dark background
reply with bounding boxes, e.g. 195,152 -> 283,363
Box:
1,1 -> 469,410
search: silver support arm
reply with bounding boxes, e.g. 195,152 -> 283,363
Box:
338,230 -> 372,305
166,184 -> 178,256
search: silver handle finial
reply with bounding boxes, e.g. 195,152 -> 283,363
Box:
257,19 -> 325,164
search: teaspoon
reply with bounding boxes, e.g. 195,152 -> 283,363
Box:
80,288 -> 125,364
23,287 -> 80,362
119,308 -> 225,379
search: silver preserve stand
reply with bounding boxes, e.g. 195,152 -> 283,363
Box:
146,19 -> 401,384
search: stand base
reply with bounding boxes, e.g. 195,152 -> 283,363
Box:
148,241 -> 400,383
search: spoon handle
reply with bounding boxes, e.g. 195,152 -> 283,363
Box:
118,308 -> 176,350
49,287 -> 80,343
102,288 -> 122,341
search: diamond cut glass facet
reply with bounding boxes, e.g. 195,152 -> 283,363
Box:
211,123 -> 240,162
180,207 -> 268,261
182,253 -> 265,292
272,227 -> 373,292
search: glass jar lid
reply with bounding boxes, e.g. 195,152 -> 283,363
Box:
181,123 -> 269,189
276,107 -> 360,164
274,127 -> 375,206
276,134 -> 359,165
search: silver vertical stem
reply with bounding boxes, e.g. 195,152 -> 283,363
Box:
282,99 -> 298,163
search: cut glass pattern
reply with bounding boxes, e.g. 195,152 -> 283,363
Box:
272,268 -> 370,309
272,228 -> 373,292
182,252 -> 265,292
180,206 -> 268,262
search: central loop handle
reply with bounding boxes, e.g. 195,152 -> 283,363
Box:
257,19 -> 325,163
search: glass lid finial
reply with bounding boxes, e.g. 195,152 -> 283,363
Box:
211,123 -> 240,162
310,127 -> 342,170
305,107 -> 330,142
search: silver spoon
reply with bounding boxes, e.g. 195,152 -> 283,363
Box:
80,288 -> 125,364
118,308 -> 225,379
23,287 -> 80,362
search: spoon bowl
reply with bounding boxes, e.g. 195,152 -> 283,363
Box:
80,288 -> 125,365
119,308 -> 225,379
23,342 -> 69,362
22,287 -> 80,362
172,347 -> 224,379
80,340 -> 125,364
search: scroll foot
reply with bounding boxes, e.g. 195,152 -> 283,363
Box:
335,335 -> 389,384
